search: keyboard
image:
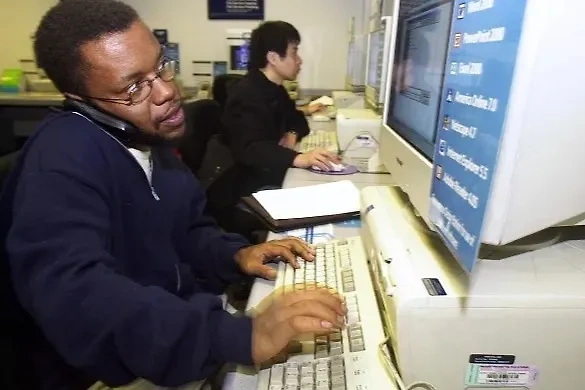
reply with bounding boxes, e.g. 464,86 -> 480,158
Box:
298,131 -> 339,154
324,106 -> 337,118
255,237 -> 395,390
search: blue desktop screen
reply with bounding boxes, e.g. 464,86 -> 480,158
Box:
230,44 -> 250,71
386,0 -> 454,159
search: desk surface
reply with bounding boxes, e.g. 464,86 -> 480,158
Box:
0,92 -> 65,106
222,119 -> 394,390
0,92 -> 198,107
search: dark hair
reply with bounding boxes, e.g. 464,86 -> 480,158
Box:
248,21 -> 301,71
34,0 -> 139,95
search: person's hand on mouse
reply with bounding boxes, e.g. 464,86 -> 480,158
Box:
251,288 -> 346,365
306,103 -> 325,115
293,148 -> 340,171
234,237 -> 316,280
278,131 -> 298,150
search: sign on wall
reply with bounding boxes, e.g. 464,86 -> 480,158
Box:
429,0 -> 528,272
208,0 -> 264,20
153,29 -> 168,45
164,43 -> 181,74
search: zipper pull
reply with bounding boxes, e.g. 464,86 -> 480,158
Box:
151,186 -> 160,201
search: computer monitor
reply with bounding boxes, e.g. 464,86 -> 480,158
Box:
365,18 -> 393,111
380,0 -> 585,250
228,43 -> 249,73
365,30 -> 382,109
345,34 -> 368,92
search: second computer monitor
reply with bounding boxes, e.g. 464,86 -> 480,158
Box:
365,29 -> 384,110
228,43 -> 250,74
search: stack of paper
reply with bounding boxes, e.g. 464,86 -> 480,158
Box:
252,180 -> 360,220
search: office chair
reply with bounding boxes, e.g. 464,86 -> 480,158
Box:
177,99 -> 268,244
211,73 -> 245,112
178,99 -> 223,176
0,150 -> 42,389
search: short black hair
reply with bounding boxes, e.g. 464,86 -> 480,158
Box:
34,0 -> 139,95
248,21 -> 301,71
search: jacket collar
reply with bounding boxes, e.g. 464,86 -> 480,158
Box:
247,69 -> 284,98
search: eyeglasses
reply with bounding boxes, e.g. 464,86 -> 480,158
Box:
84,59 -> 177,106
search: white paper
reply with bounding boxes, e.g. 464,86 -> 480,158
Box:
309,95 -> 334,106
253,180 -> 360,220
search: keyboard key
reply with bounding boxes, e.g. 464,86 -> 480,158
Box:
269,364 -> 284,385
350,337 -> 365,352
349,328 -> 363,340
329,341 -> 343,356
330,331 -> 342,342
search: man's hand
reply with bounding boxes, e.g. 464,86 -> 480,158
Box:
251,288 -> 346,364
306,103 -> 325,115
293,148 -> 340,171
278,131 -> 298,150
234,237 -> 316,280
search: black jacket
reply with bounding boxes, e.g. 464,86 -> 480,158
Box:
211,70 -> 310,208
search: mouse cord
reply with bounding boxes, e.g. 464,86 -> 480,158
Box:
405,382 -> 438,390
339,131 -> 380,155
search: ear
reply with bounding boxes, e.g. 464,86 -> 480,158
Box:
266,51 -> 280,66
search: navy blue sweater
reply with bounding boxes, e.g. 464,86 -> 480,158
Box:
0,111 -> 253,388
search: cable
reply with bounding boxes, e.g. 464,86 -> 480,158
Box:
340,131 -> 380,155
378,336 -> 438,390
405,382 -> 438,390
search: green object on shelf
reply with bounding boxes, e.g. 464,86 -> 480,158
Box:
0,68 -> 23,93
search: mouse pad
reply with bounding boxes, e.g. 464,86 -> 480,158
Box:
309,165 -> 359,175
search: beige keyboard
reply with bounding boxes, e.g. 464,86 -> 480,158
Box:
255,238 -> 395,390
298,131 -> 339,154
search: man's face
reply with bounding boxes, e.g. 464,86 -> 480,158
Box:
270,42 -> 302,81
78,20 -> 185,142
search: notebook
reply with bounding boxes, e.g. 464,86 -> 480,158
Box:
242,180 -> 361,232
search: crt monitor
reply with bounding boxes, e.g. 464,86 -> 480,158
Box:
366,30 -> 382,88
345,34 -> 368,90
365,19 -> 393,109
229,44 -> 249,72
380,0 -> 585,248
365,29 -> 383,109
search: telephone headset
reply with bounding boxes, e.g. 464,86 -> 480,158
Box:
62,98 -> 162,146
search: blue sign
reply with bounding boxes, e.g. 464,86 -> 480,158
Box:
429,0 -> 528,272
208,0 -> 264,20
164,43 -> 180,74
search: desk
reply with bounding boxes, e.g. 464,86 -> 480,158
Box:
0,92 -> 197,140
0,92 -> 64,106
222,119 -> 394,390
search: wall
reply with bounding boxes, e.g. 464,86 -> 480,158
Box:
121,0 -> 362,89
0,0 -> 57,73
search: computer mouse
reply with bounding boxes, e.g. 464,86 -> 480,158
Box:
311,162 -> 345,172
313,114 -> 331,122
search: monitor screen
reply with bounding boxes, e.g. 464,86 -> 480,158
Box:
213,61 -> 228,77
229,44 -> 249,71
386,0 -> 453,160
367,30 -> 383,87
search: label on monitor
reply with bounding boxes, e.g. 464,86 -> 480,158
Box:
469,354 -> 515,365
421,277 -> 447,296
465,363 -> 539,387
428,0 -> 529,273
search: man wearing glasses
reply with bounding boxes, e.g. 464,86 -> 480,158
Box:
0,1 -> 345,389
